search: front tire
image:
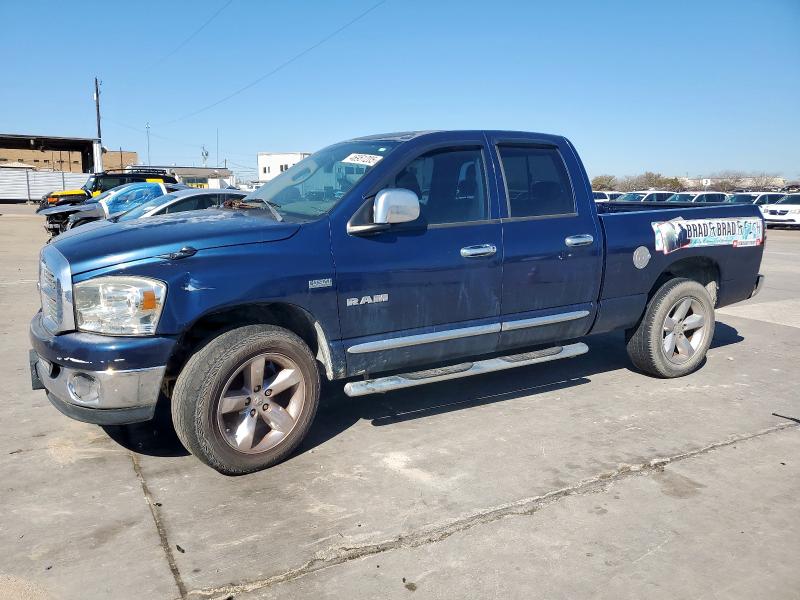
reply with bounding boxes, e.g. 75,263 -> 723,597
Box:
626,278 -> 715,378
172,325 -> 320,475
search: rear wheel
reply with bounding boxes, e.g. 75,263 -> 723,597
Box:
626,278 -> 714,378
172,325 -> 320,475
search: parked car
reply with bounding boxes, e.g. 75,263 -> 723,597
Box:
40,182 -> 187,237
725,192 -> 785,209
114,188 -> 248,222
616,190 -> 675,202
29,129 -> 765,474
762,194 -> 800,228
592,191 -> 623,202
40,183 -> 135,236
666,192 -> 727,203
37,168 -> 178,211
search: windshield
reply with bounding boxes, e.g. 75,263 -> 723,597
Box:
726,193 -> 756,204
82,175 -> 96,192
243,140 -> 401,221
777,195 -> 800,205
117,193 -> 178,221
666,193 -> 695,202
616,193 -> 645,202
592,192 -> 607,199
102,183 -> 164,216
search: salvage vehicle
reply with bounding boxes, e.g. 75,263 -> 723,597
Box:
37,168 -> 178,211
762,194 -> 800,228
29,130 -> 765,475
114,188 -> 248,222
60,182 -> 188,233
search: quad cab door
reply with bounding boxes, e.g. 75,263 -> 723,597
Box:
331,136 -> 503,376
486,134 -> 603,350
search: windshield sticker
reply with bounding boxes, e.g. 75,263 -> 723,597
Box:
652,217 -> 763,255
341,153 -> 384,167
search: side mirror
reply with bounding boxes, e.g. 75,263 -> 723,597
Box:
347,188 -> 421,236
374,188 -> 420,224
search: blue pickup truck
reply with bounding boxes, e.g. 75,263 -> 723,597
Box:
30,130 -> 765,474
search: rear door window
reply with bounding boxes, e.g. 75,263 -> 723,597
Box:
497,145 -> 575,217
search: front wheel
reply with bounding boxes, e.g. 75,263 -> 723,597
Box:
626,278 -> 715,378
172,325 -> 320,475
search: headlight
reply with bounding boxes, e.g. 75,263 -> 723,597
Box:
788,207 -> 800,214
74,276 -> 166,335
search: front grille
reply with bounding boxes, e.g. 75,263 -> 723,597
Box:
769,209 -> 788,216
40,260 -> 62,331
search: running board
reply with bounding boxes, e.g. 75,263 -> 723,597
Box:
343,342 -> 588,397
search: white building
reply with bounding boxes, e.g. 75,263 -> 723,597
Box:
257,152 -> 311,182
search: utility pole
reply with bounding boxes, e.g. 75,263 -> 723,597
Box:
216,128 -> 219,167
145,122 -> 151,165
94,77 -> 102,141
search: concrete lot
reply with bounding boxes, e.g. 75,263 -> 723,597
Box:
1,203 -> 798,600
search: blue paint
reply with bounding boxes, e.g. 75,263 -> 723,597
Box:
31,131 -> 765,381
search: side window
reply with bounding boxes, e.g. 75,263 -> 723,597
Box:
165,197 -> 202,214
497,145 -> 575,217
391,147 -> 488,225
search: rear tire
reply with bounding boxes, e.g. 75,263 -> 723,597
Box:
626,278 -> 715,378
172,325 -> 320,475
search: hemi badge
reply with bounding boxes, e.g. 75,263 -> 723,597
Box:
308,278 -> 333,289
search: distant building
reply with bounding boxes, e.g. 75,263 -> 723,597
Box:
257,152 -> 311,182
132,165 -> 234,188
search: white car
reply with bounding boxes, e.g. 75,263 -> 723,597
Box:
762,194 -> 800,228
615,190 -> 675,203
592,191 -> 624,202
726,192 -> 785,214
665,191 -> 727,203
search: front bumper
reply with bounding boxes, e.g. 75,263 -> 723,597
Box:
31,350 -> 164,424
764,215 -> 800,225
29,313 -> 175,425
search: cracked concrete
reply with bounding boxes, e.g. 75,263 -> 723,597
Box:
1,205 -> 799,599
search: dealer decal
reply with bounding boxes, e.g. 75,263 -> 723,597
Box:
341,153 -> 384,167
652,217 -> 763,255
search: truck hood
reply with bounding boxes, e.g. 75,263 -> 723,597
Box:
39,202 -> 98,217
52,209 -> 301,275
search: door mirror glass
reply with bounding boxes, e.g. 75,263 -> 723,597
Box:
374,188 -> 420,224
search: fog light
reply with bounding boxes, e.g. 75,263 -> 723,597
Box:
67,373 -> 100,405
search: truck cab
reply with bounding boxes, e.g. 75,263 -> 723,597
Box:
30,130 -> 765,475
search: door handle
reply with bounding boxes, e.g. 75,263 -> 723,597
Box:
460,244 -> 497,258
564,234 -> 594,247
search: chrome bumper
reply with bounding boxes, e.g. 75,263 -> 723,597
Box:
32,351 -> 164,424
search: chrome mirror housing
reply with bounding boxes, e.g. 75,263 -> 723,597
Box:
373,188 -> 420,225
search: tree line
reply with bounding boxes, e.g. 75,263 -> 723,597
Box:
591,171 -> 782,193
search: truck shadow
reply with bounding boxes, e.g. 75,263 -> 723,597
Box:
103,321 -> 744,459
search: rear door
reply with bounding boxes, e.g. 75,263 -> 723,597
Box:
487,134 -> 602,350
331,137 -> 503,375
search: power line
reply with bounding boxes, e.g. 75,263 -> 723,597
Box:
150,0 -> 235,68
159,0 -> 388,126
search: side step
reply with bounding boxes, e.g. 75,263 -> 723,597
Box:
343,342 -> 588,397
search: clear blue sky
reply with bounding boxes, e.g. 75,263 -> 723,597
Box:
2,0 -> 798,180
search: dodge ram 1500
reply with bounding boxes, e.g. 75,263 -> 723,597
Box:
30,130 -> 765,474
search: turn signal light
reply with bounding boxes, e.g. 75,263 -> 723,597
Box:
47,197 -> 58,204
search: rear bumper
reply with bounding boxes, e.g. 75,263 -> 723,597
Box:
750,274 -> 765,299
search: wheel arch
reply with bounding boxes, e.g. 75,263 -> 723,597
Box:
648,256 -> 721,306
165,302 -> 338,394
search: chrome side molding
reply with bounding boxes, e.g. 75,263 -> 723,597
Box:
344,342 -> 589,397
346,323 -> 501,354
501,310 -> 590,331
346,310 -> 591,354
